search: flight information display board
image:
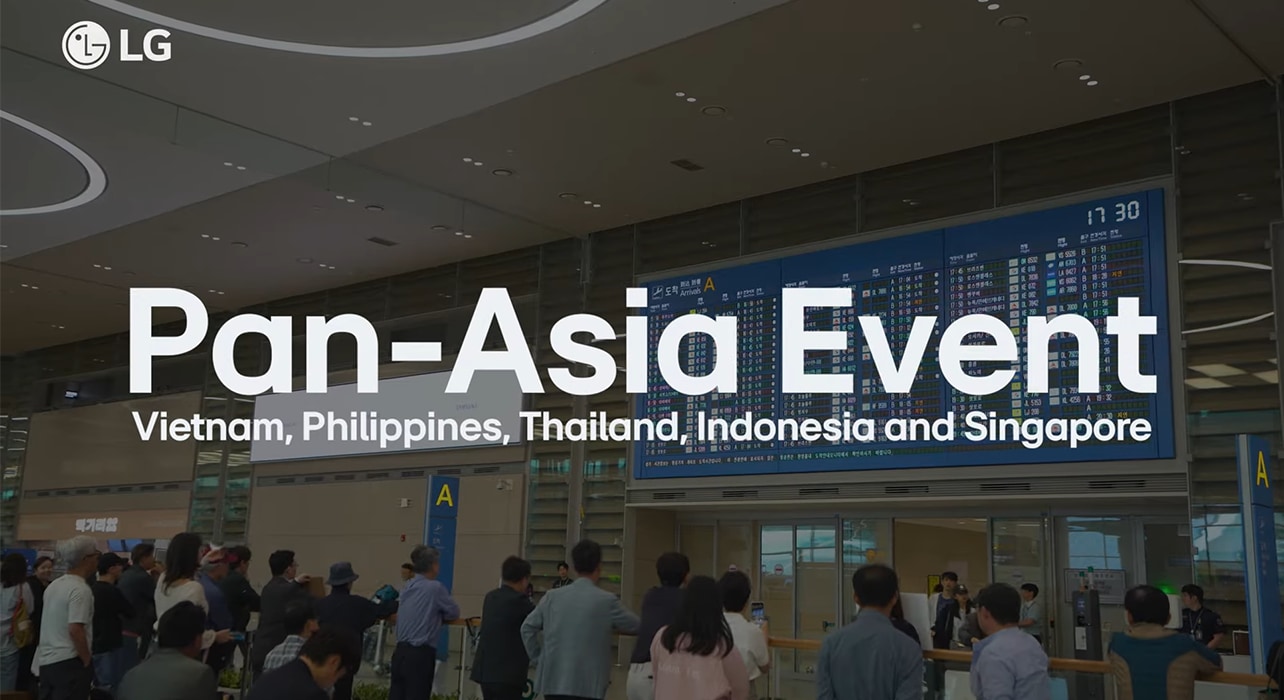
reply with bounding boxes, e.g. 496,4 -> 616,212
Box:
634,188 -> 1174,479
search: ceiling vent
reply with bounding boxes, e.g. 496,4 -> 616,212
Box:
670,159 -> 705,172
367,236 -> 399,247
979,482 -> 1032,492
651,491 -> 686,501
885,484 -> 930,495
1088,479 -> 1146,490
722,489 -> 759,499
799,486 -> 840,497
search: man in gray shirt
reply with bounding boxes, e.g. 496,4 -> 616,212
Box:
971,584 -> 1051,700
816,564 -> 923,700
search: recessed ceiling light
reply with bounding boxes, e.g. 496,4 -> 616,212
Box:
455,231 -> 463,236
558,192 -> 578,200
236,165 -> 246,171
20,283 -> 37,289
463,234 -> 472,238
1079,74 -> 1091,81
345,198 -> 355,203
211,236 -> 221,241
800,153 -> 811,158
462,157 -> 473,163
334,194 -> 345,200
986,3 -> 1000,9
472,161 -> 484,166
700,106 -> 726,117
583,200 -> 593,205
911,22 -> 923,30
492,168 -> 513,176
1086,80 -> 1099,86
93,263 -> 102,268
348,117 -> 359,122
431,224 -> 449,231
327,265 -> 335,270
674,91 -> 686,97
364,204 -> 384,212
50,324 -> 65,329
765,138 -> 789,147
297,257 -> 314,264
685,97 -> 696,103
200,234 -> 210,238
361,121 -> 372,127
319,263 -> 327,268
791,148 -> 801,153
223,161 -> 233,167
593,203 -> 602,208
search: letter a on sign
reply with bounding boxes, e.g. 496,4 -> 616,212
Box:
1257,451 -> 1270,488
703,277 -> 715,292
435,483 -> 454,507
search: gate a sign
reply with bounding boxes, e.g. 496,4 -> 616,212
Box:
424,475 -> 460,660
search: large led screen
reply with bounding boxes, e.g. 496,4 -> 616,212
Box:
634,188 -> 1174,479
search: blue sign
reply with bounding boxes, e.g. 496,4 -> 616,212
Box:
1236,434 -> 1281,675
424,475 -> 460,660
635,188 -> 1174,478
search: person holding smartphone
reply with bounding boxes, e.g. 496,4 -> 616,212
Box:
718,571 -> 770,684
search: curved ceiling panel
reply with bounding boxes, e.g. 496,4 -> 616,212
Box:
120,0 -> 578,47
0,110 -> 106,216
0,120 -> 88,212
90,0 -> 610,57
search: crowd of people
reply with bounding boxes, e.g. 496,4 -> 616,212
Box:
0,533 -> 1274,700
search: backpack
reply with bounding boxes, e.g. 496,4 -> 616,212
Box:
8,585 -> 33,648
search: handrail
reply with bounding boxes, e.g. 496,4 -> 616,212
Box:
768,636 -> 1273,688
440,619 -> 1272,688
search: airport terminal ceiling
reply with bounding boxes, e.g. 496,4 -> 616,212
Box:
2,0 -> 1283,354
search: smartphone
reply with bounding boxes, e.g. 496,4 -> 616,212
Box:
750,601 -> 765,626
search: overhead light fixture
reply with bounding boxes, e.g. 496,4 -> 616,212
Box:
431,224 -> 448,231
492,168 -> 513,176
997,15 -> 1027,28
20,283 -> 38,290
800,152 -> 811,158
0,110 -> 107,217
208,289 -> 226,295
50,324 -> 65,330
462,157 -> 473,162
700,106 -> 726,117
464,234 -> 473,238
558,192 -> 579,200
986,3 -> 1000,10
92,264 -> 114,271
334,194 -> 345,200
361,121 -> 372,127
348,117 -> 359,122
765,138 -> 789,147
231,241 -> 248,248
1053,58 -> 1084,73
583,200 -> 593,205
455,231 -> 463,236
1086,80 -> 1099,87
592,203 -> 601,208
365,204 -> 384,212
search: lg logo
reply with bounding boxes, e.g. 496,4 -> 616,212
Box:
62,20 -> 171,70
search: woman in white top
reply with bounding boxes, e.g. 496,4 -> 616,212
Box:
153,532 -> 230,651
1,554 -> 36,691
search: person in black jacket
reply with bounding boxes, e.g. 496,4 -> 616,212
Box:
119,543 -> 159,660
315,562 -> 396,700
91,553 -> 136,693
219,546 -> 260,634
246,626 -> 361,700
471,556 -> 536,700
890,599 -> 920,646
932,583 -> 974,650
250,550 -> 314,677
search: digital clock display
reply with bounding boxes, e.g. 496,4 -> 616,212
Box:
634,189 -> 1174,479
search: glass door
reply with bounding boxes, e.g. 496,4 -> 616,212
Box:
794,523 -> 839,676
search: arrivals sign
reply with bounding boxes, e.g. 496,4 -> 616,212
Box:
1237,434 -> 1281,675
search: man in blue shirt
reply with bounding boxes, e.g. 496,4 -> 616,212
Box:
970,584 -> 1051,700
390,545 -> 460,700
816,564 -> 923,700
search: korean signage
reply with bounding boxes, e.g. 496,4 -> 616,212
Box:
74,517 -> 120,533
1061,568 -> 1127,605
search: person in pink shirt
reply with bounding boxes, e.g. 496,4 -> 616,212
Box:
649,576 -> 750,700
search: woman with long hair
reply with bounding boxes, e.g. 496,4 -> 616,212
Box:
16,555 -> 53,691
0,554 -> 35,691
153,532 -> 230,651
650,575 -> 750,700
